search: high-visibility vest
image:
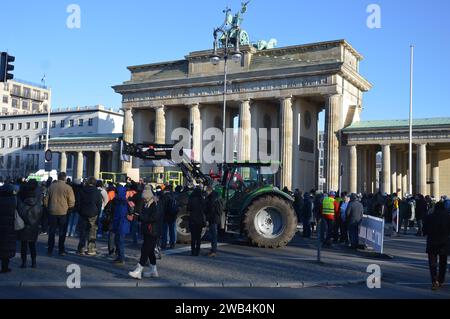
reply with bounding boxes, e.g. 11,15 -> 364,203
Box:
322,197 -> 335,218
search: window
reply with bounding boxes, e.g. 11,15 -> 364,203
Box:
43,121 -> 48,129
0,156 -> 3,169
18,123 -> 22,130
69,120 -> 74,127
88,118 -> 93,126
25,137 -> 30,148
26,122 -> 30,130
32,89 -> 40,100
9,123 -> 14,131
2,95 -> 8,104
78,119 -> 84,127
12,99 -> 18,108
15,155 -> 20,169
16,137 -> 21,148
12,85 -> 21,96
1,138 -> 5,148
34,122 -> 39,129
51,121 -> 56,128
23,87 -> 31,98
1,124 -> 5,131
32,102 -> 39,111
44,92 -> 48,100
22,100 -> 29,110
60,120 -> 65,128
8,138 -> 13,148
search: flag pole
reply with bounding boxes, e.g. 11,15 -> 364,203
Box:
408,46 -> 414,196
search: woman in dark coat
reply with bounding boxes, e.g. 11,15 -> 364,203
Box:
129,185 -> 163,280
17,181 -> 43,268
423,202 -> 450,290
0,184 -> 18,273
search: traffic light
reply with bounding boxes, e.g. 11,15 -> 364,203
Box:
0,52 -> 15,83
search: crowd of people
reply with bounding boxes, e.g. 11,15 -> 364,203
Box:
1,172 -> 449,290
289,187 -> 450,290
0,172 -> 223,280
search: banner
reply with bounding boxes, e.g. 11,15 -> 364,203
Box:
359,215 -> 385,254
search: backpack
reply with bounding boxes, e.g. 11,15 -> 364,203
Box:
167,193 -> 179,216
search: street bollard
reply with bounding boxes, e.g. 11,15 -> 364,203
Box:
317,218 -> 321,263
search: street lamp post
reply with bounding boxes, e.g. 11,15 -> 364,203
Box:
210,14 -> 243,163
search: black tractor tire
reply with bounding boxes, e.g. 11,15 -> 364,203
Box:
176,211 -> 208,244
243,195 -> 297,248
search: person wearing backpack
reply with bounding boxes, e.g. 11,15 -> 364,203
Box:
161,184 -> 178,250
77,177 -> 103,256
17,180 -> 43,268
129,185 -> 163,280
111,185 -> 132,266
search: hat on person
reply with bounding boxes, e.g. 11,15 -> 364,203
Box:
329,191 -> 336,197
142,185 -> 154,202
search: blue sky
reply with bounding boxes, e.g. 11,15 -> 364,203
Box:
1,0 -> 449,121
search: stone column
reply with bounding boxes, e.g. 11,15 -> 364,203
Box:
382,144 -> 391,194
239,100 -> 252,162
396,150 -> 403,197
367,148 -> 375,193
359,147 -> 367,193
402,152 -> 408,196
431,150 -> 440,198
324,95 -> 341,192
154,106 -> 166,174
390,146 -> 397,194
60,151 -> 67,173
94,151 -> 101,180
349,145 -> 357,194
280,97 -> 293,190
189,104 -> 202,162
76,152 -> 84,180
417,143 -> 427,195
121,108 -> 134,173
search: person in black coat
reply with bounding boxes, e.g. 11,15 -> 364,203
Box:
0,184 -> 18,273
17,180 -> 43,268
187,187 -> 206,256
205,186 -> 223,257
129,185 -> 163,280
415,194 -> 428,236
423,202 -> 450,290
77,177 -> 102,256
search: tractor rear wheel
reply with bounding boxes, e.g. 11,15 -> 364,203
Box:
243,195 -> 297,248
176,211 -> 207,244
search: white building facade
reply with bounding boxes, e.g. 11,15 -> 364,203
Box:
1,79 -> 51,116
0,105 -> 123,180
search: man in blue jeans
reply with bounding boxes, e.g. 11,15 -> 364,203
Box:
44,172 -> 75,256
161,184 -> 178,249
205,186 -> 223,257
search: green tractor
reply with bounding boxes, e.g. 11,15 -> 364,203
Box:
121,141 -> 298,248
